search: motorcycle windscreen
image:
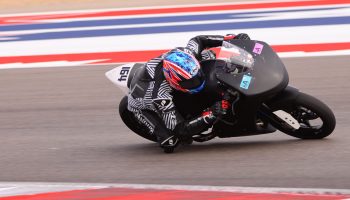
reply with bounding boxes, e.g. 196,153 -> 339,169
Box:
215,40 -> 289,99
216,41 -> 255,70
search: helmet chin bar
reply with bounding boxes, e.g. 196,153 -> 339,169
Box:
188,80 -> 206,94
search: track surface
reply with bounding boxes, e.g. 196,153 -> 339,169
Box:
0,56 -> 349,189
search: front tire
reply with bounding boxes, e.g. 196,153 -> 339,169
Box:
273,92 -> 336,139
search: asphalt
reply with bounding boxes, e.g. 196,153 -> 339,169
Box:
0,56 -> 349,189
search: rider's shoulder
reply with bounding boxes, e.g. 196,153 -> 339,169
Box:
159,47 -> 196,59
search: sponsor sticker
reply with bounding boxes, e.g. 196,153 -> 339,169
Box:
240,74 -> 252,90
253,43 -> 264,54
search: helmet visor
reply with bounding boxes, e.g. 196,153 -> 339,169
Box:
178,70 -> 205,90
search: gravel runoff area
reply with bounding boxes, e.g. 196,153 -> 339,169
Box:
0,0 -> 262,14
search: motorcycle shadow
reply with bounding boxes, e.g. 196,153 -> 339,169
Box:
121,137 -> 332,155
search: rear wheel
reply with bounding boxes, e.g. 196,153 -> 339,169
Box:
273,93 -> 336,139
119,96 -> 157,142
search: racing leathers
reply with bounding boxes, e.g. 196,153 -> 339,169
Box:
127,35 -> 238,149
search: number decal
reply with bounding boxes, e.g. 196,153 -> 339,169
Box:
240,75 -> 252,90
118,67 -> 130,82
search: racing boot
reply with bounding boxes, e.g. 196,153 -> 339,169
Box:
160,135 -> 179,153
154,125 -> 179,153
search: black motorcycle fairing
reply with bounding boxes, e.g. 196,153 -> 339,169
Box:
265,86 -> 300,111
216,40 -> 289,101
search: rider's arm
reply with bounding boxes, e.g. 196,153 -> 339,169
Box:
153,79 -> 229,136
186,35 -> 224,59
174,98 -> 231,137
153,80 -> 185,131
186,34 -> 250,59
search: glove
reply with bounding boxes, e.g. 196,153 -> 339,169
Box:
224,34 -> 236,41
176,109 -> 217,138
175,97 -> 231,138
235,33 -> 251,40
201,49 -> 216,60
174,112 -> 213,139
210,99 -> 231,117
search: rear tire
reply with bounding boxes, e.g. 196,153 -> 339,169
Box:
273,92 -> 336,139
119,96 -> 158,142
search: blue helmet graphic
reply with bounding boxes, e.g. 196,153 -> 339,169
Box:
163,49 -> 205,93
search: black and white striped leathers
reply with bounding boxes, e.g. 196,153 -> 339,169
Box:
127,35 -> 224,138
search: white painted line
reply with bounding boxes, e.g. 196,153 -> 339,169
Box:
0,37 -> 19,41
3,5 -> 350,36
0,182 -> 105,197
0,0 -> 321,17
0,182 -> 349,197
0,187 -> 17,192
1,25 -> 349,57
278,50 -> 350,58
0,1 -> 349,69
1,50 -> 349,70
29,4 -> 350,24
0,60 -> 108,69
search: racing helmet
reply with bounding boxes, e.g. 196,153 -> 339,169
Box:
163,49 -> 205,94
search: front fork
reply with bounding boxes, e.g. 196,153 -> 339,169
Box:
224,89 -> 240,116
259,86 -> 301,132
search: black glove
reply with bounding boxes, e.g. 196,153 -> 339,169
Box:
175,113 -> 212,139
176,109 -> 217,138
235,33 -> 251,40
176,98 -> 231,138
201,49 -> 216,60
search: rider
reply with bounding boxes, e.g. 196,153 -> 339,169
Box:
127,33 -> 251,152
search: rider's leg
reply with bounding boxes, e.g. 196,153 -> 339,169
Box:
133,110 -> 179,149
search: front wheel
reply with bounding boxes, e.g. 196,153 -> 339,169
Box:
273,92 -> 336,139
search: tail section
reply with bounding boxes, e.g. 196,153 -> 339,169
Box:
105,63 -> 135,94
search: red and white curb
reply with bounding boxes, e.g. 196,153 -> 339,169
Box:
0,182 -> 349,200
1,0 -> 350,69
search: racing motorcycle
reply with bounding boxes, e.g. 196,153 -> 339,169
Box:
106,40 -> 336,152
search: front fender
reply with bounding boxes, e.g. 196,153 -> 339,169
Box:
266,86 -> 300,111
